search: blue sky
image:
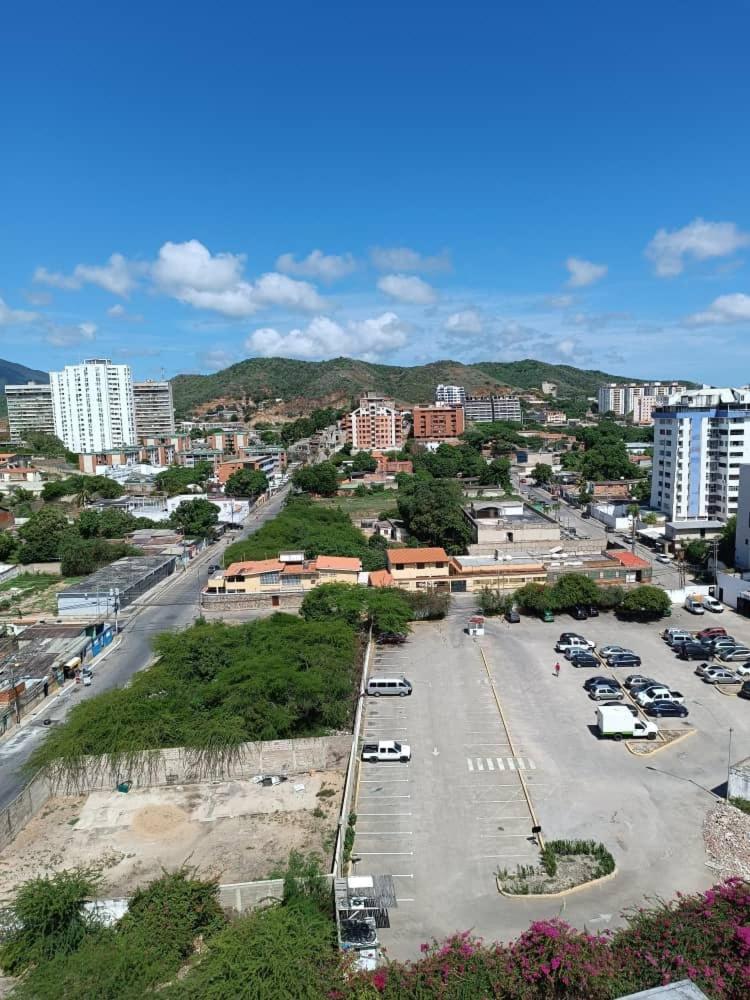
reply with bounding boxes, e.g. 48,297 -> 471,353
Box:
2,1 -> 750,383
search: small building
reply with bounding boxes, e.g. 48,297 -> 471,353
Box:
448,554 -> 546,593
586,480 -> 642,501
57,556 -> 177,617
664,519 -> 724,551
463,501 -> 561,554
379,548 -> 451,591
411,404 -> 465,441
544,551 -> 652,586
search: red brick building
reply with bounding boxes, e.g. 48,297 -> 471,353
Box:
412,404 -> 465,441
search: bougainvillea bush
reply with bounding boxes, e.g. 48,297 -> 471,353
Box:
342,879 -> 750,1000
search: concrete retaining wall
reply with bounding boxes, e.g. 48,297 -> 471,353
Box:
0,771 -> 52,853
45,735 -> 352,796
200,591 -> 304,612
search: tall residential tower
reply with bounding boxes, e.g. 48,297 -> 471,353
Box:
50,359 -> 136,452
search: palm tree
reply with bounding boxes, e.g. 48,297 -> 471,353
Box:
76,482 -> 93,509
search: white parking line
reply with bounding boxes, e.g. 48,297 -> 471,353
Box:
389,873 -> 414,878
356,852 -> 414,856
356,813 -> 412,817
357,795 -> 411,800
360,778 -> 411,783
356,831 -> 414,836
479,833 -> 532,838
396,897 -> 415,902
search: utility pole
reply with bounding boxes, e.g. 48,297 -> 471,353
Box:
726,728 -> 734,800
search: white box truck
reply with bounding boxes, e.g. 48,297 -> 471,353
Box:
596,705 -> 658,741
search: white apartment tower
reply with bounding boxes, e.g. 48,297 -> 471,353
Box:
435,384 -> 466,405
133,380 -> 176,437
50,359 -> 136,452
651,387 -> 750,522
598,381 -> 686,417
5,382 -> 55,443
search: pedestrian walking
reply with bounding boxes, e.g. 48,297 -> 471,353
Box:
554,661 -> 561,678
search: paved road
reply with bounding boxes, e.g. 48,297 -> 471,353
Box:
0,487 -> 289,811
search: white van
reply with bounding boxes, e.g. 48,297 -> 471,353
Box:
684,595 -> 705,615
366,677 -> 412,697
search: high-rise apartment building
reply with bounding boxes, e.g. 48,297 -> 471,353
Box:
412,404 -> 465,440
133,380 -> 176,437
5,382 -> 54,443
651,387 -> 750,521
464,395 -> 522,423
50,359 -> 136,453
342,392 -> 408,451
435,384 -> 466,405
598,382 -> 687,417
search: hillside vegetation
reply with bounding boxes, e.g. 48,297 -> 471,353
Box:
170,356 -> 644,414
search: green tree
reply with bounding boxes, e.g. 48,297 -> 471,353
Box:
300,583 -> 411,636
292,462 -> 339,496
224,468 -> 268,498
478,457 -> 512,490
684,539 -> 710,567
155,462 -> 213,497
21,431 -> 69,458
513,582 -> 553,614
351,451 -> 378,473
396,477 -> 472,554
531,462 -> 553,485
477,588 -> 514,616
0,530 -> 18,562
718,515 -> 736,566
618,585 -> 671,619
41,479 -> 71,502
549,573 -> 599,610
169,498 -> 219,538
18,507 -> 71,562
632,477 -> 652,503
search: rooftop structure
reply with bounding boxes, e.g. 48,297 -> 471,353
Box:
57,555 -> 177,617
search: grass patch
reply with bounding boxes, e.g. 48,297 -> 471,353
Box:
0,573 -> 62,595
317,494 -> 398,516
729,796 -> 750,815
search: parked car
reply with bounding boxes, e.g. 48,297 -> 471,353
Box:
600,644 -> 634,658
739,680 -> 750,700
624,674 -> 659,690
702,596 -> 724,613
665,630 -> 693,647
605,652 -> 642,668
585,605 -> 600,617
208,564 -> 221,573
567,651 -> 599,668
696,626 -> 727,640
376,632 -> 407,645
570,605 -> 588,620
732,662 -> 750,677
559,632 -> 587,642
505,608 -> 521,623
588,684 -> 624,701
635,686 -> 685,707
361,740 -> 411,762
644,700 -> 689,718
555,636 -> 596,653
701,636 -> 737,652
717,647 -> 750,662
702,668 -> 739,685
684,597 -> 705,615
694,662 -> 714,678
661,627 -> 686,641
655,554 -> 672,564
584,675 -> 622,691
677,641 -> 711,660
541,609 -> 555,622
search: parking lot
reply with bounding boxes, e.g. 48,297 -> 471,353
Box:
352,599 -> 750,959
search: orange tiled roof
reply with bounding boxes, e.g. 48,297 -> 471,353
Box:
314,555 -> 362,572
387,547 -> 449,565
606,550 -> 650,570
224,559 -> 284,576
369,569 -> 394,587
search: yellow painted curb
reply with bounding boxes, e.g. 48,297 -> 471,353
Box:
714,683 -> 742,697
496,867 -> 617,899
625,727 -> 695,756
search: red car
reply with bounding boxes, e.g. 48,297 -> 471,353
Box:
696,626 -> 727,640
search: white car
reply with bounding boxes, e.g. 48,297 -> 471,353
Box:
635,687 -> 686,707
733,662 -> 750,677
701,597 -> 724,613
655,554 -> 672,564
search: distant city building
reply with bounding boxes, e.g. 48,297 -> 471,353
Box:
342,392 -> 408,451
133,380 -> 175,437
464,395 -> 522,423
435,384 -> 466,405
734,465 -> 750,571
50,359 -> 136,452
541,381 -> 558,398
412,404 -> 465,441
597,382 -> 687,417
5,382 -> 54,443
542,410 -> 566,426
651,386 -> 750,521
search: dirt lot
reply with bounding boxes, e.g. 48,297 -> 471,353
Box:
0,771 -> 343,901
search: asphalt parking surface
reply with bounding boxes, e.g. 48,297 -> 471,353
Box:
352,599 -> 750,959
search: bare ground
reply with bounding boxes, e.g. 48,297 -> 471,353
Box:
0,771 -> 343,901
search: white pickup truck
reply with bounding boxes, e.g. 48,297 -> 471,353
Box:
596,705 -> 658,741
361,740 -> 411,763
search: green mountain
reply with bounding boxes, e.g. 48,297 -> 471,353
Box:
0,358 -> 48,416
171,356 -> 649,415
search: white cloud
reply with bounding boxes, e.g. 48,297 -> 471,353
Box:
445,309 -> 482,334
0,297 -> 37,325
24,289 -> 52,307
377,273 -> 437,305
152,240 -> 326,316
246,312 -> 409,361
199,349 -> 241,371
556,337 -> 577,358
275,249 -> 356,282
370,246 -> 451,273
688,293 -> 750,325
565,257 -> 608,287
107,304 -> 126,317
645,218 -> 750,277
107,303 -> 143,322
546,293 -> 574,308
45,321 -> 97,347
34,253 -> 141,296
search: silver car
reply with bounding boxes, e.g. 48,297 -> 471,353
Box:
717,647 -> 750,662
588,684 -> 624,701
702,668 -> 739,685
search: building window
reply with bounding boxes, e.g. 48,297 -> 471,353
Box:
260,572 -> 280,584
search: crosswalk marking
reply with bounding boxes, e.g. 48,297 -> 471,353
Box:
467,757 -> 534,772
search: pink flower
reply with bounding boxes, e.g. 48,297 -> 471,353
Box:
736,925 -> 750,950
372,970 -> 387,992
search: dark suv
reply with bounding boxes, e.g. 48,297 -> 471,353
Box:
739,680 -> 750,700
677,641 -> 710,661
606,652 -> 642,668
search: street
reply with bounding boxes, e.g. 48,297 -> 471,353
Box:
0,487 -> 289,811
